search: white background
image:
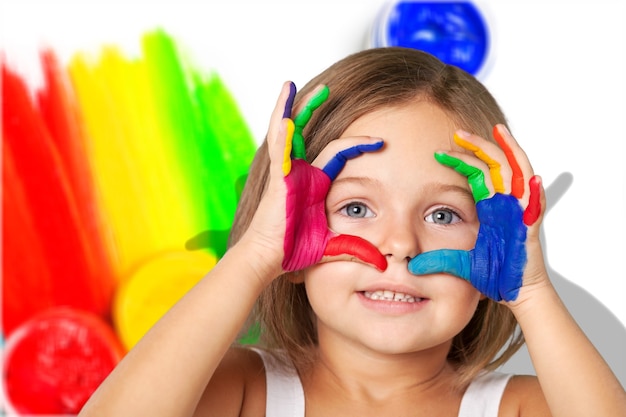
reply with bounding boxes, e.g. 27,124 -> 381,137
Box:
2,0 -> 625,373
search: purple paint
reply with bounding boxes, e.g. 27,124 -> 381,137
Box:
282,82 -> 296,119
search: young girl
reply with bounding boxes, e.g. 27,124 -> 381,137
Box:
79,48 -> 626,417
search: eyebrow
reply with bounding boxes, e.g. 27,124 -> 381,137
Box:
330,176 -> 379,188
330,176 -> 475,203
423,183 -> 475,202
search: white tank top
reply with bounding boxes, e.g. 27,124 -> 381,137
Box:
253,348 -> 512,417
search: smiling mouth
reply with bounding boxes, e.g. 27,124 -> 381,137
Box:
362,290 -> 423,303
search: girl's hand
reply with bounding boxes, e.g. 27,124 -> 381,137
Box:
247,82 -> 386,281
282,82 -> 389,272
407,125 -> 545,302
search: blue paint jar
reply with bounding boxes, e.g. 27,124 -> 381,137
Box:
369,1 -> 492,78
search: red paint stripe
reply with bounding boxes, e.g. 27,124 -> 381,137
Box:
323,234 -> 387,271
2,62 -> 114,334
493,126 -> 524,198
523,176 -> 542,226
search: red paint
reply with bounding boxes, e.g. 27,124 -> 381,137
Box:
523,175 -> 542,226
2,59 -> 114,334
493,125 -> 524,198
3,308 -> 125,415
323,234 -> 388,271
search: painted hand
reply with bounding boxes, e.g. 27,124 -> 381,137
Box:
281,83 -> 387,272
408,126 -> 542,301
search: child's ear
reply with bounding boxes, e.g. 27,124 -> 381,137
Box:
287,270 -> 305,284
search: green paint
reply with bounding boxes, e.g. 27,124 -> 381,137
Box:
292,85 -> 330,160
143,30 -> 257,254
434,152 -> 489,202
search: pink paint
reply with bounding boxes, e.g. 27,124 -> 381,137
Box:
283,160 -> 332,270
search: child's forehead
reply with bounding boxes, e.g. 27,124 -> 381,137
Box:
342,101 -> 458,149
349,98 -> 457,124
334,102 -> 474,192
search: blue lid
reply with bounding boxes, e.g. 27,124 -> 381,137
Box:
372,1 -> 490,77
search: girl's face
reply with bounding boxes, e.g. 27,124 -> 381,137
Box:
303,100 -> 482,357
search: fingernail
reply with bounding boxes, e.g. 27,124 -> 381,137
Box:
456,129 -> 471,138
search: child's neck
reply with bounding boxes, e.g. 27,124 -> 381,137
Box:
300,341 -> 462,415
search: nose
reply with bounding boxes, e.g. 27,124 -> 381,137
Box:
377,216 -> 422,263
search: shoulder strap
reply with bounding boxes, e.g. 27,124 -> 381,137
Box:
251,348 -> 305,417
458,371 -> 513,417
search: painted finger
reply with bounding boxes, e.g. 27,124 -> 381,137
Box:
408,249 -> 472,281
434,152 -> 490,202
311,135 -> 385,170
322,141 -> 384,180
523,175 -> 543,226
281,119 -> 295,176
280,81 -> 296,175
492,125 -> 526,198
292,85 -> 330,160
282,81 -> 296,119
268,82 -> 297,179
290,84 -> 325,119
321,234 -> 388,271
453,131 -> 506,194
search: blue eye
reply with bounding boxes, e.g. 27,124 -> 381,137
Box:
426,209 -> 461,225
341,202 -> 373,218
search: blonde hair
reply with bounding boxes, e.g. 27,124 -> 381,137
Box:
229,47 -> 523,387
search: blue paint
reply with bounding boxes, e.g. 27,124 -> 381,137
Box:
409,194 -> 527,302
322,141 -> 384,180
372,1 -> 490,76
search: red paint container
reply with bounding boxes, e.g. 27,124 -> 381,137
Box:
2,307 -> 125,415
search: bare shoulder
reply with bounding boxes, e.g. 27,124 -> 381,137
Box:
194,346 -> 266,417
499,375 -> 552,417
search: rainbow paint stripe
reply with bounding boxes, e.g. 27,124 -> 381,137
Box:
2,29 -> 257,336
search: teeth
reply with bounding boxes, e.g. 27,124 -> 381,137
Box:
363,290 -> 421,303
